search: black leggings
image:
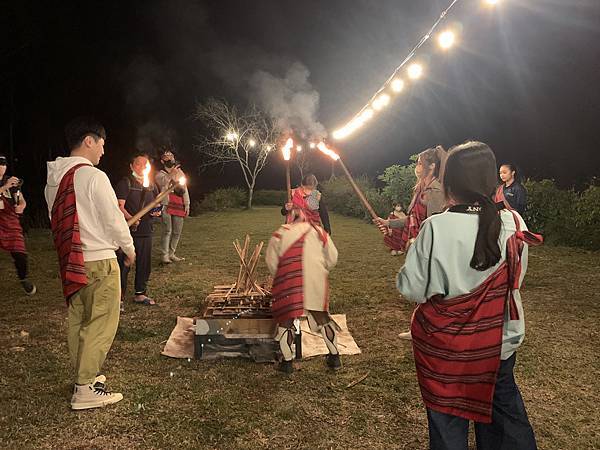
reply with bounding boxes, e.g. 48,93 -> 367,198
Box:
11,252 -> 28,280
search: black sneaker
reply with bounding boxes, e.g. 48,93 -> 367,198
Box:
20,279 -> 37,296
326,354 -> 342,371
276,360 -> 294,374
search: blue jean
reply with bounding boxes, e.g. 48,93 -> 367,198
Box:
426,353 -> 537,450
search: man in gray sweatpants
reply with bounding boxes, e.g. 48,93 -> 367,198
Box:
155,150 -> 190,264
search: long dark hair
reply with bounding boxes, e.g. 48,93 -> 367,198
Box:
443,141 -> 501,271
416,145 -> 447,189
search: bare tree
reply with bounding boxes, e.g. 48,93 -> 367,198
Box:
194,98 -> 280,209
293,145 -> 311,182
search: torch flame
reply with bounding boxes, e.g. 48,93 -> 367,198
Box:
317,142 -> 340,161
281,137 -> 293,161
142,161 -> 151,188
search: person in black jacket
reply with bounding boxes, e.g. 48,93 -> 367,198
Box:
496,164 -> 527,215
115,153 -> 160,308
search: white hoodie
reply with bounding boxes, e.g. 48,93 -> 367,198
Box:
45,156 -> 135,262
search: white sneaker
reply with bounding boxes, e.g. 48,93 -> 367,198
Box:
390,250 -> 397,256
169,254 -> 185,262
398,331 -> 412,341
71,383 -> 123,410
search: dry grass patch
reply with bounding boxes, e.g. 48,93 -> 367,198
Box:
0,207 -> 598,449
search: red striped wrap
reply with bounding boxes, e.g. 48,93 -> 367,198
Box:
0,196 -> 26,253
494,185 -> 512,211
50,163 -> 90,301
400,188 -> 428,249
270,231 -> 309,323
290,188 -> 321,225
383,212 -> 406,251
411,213 -> 542,423
167,192 -> 186,217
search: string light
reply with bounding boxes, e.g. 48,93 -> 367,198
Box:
372,93 -> 391,111
248,138 -> 256,147
226,131 -> 238,141
407,63 -> 424,80
391,78 -> 405,93
296,145 -> 303,152
331,0 -> 499,141
438,30 -> 456,49
309,142 -> 316,149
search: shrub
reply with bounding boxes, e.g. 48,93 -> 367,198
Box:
523,179 -> 600,250
321,176 -> 389,221
378,156 -> 417,209
574,184 -> 600,250
199,187 -> 246,211
523,179 -> 577,246
252,190 -> 287,206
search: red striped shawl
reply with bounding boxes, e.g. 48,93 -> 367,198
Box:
0,195 -> 26,253
411,213 -> 542,423
50,164 -> 90,301
167,192 -> 186,217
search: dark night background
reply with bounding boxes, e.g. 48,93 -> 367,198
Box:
2,0 -> 600,210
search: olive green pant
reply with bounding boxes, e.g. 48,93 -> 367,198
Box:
68,258 -> 121,385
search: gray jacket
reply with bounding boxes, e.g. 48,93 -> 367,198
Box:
155,170 -> 190,208
389,178 -> 445,229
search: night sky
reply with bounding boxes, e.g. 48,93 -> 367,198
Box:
2,0 -> 600,205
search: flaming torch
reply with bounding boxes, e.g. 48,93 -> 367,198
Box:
316,142 -> 378,221
128,175 -> 186,226
138,161 -> 152,211
281,137 -> 294,202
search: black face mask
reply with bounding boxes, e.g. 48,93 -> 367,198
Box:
163,160 -> 175,169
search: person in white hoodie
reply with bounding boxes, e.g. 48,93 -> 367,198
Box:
45,117 -> 135,410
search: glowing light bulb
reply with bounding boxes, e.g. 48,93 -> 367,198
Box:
373,94 -> 391,111
226,132 -> 238,141
360,108 -> 374,122
248,138 -> 256,147
438,30 -> 455,49
333,128 -> 350,140
296,145 -> 302,152
407,63 -> 423,79
391,78 -> 404,93
309,142 -> 316,149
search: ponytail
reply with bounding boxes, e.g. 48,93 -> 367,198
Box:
434,145 -> 448,183
470,194 -> 501,271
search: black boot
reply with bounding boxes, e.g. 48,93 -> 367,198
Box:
326,354 -> 342,371
277,359 -> 294,374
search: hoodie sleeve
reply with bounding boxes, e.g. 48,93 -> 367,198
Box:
396,220 -> 435,303
92,172 -> 135,256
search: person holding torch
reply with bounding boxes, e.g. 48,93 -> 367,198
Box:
115,153 -> 160,307
373,146 -> 447,340
155,149 -> 190,264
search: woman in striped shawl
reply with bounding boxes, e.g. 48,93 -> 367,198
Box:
397,141 -> 540,450
266,207 -> 339,374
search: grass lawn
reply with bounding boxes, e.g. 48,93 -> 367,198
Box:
1,206 -> 599,449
